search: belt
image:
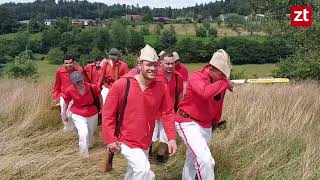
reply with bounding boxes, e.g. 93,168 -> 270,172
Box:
177,109 -> 201,122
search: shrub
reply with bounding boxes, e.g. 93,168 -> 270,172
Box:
273,50 -> 320,80
47,48 -> 64,65
3,53 -> 39,79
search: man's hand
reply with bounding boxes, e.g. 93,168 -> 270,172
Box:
227,80 -> 235,92
167,140 -> 177,156
107,142 -> 121,153
60,113 -> 68,122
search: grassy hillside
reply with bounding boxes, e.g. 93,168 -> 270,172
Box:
137,23 -> 266,36
36,60 -> 277,81
0,79 -> 319,179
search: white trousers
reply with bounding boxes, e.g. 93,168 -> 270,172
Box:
101,86 -> 110,104
121,143 -> 155,180
152,120 -> 168,143
71,113 -> 98,156
175,121 -> 215,180
59,96 -> 75,131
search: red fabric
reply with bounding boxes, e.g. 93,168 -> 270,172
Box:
176,68 -> 229,128
102,73 -> 176,150
98,59 -> 129,89
157,68 -> 184,108
175,63 -> 189,81
62,82 -> 101,117
52,65 -> 85,101
84,63 -> 102,85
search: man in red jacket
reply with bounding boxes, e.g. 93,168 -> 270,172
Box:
84,56 -> 102,86
53,56 -> 86,131
175,49 -> 234,180
173,51 -> 189,95
151,52 -> 184,163
61,71 -> 102,156
102,44 -> 177,180
98,48 -> 129,104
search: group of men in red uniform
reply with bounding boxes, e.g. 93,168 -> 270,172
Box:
53,44 -> 234,180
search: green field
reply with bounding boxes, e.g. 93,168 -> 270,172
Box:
37,60 -> 277,81
186,63 -> 277,78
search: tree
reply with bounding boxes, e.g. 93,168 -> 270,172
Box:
95,28 -> 110,52
208,26 -> 218,37
0,6 -> 19,35
195,26 -> 207,37
128,29 -> 145,53
110,21 -> 129,53
28,15 -> 45,33
225,14 -> 246,30
140,25 -> 150,35
53,17 -> 72,33
143,11 -> 153,22
157,29 -> 177,51
47,48 -> 64,64
42,27 -> 61,53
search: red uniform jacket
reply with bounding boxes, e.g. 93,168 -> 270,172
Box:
102,73 -> 176,150
62,82 -> 101,117
157,68 -> 184,108
98,59 -> 129,89
176,68 -> 229,128
175,63 -> 189,81
84,63 -> 102,85
52,65 -> 85,102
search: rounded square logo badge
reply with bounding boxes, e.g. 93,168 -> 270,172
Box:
290,6 -> 312,27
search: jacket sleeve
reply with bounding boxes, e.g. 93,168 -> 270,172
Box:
60,87 -> 72,104
83,65 -> 91,83
97,65 -> 106,88
159,84 -> 176,141
102,80 -> 121,145
52,70 -> 61,101
212,90 -> 226,125
120,63 -> 129,77
189,73 -> 229,99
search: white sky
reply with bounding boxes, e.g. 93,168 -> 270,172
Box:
0,0 -> 214,8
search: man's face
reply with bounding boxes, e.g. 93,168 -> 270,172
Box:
208,66 -> 226,82
138,60 -> 159,81
94,60 -> 101,68
109,55 -> 119,62
161,56 -> 176,74
73,80 -> 84,89
64,59 -> 74,70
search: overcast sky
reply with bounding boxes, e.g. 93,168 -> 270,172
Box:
0,0 -> 214,8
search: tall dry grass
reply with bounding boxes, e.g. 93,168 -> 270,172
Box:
0,79 -> 319,179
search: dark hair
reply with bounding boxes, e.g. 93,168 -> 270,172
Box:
63,55 -> 75,63
159,52 -> 174,61
93,55 -> 101,62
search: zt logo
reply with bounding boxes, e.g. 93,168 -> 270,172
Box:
291,6 -> 312,27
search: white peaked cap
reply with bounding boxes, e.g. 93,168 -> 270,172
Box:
172,51 -> 180,61
139,44 -> 159,62
209,49 -> 232,78
158,51 -> 165,57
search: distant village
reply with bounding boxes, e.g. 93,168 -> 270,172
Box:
18,13 -> 286,27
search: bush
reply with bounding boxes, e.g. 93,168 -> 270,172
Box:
156,29 -> 177,51
208,27 -> 218,37
215,37 -> 291,64
47,48 -> 64,64
140,25 -> 150,35
3,53 -> 39,79
273,50 -> 320,80
124,54 -> 137,69
195,26 -> 207,37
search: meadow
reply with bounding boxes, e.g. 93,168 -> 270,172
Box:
0,78 -> 319,179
